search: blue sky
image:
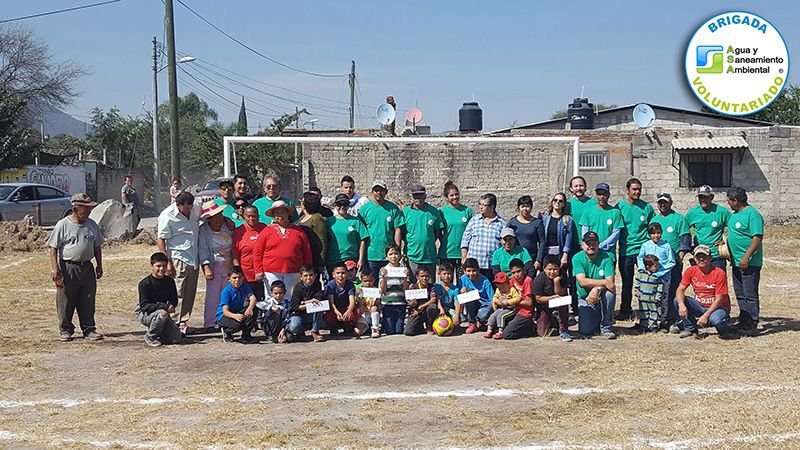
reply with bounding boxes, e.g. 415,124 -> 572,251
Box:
4,0 -> 799,132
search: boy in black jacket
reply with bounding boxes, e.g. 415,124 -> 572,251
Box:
136,252 -> 182,347
282,265 -> 326,343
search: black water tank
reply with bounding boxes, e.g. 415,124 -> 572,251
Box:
459,102 -> 482,132
567,98 -> 594,129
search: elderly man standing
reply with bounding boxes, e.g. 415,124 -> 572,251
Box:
614,178 -> 655,321
252,175 -> 298,225
461,193 -> 507,280
685,185 -> 731,271
726,186 -> 764,335
572,231 -> 617,339
340,175 -> 369,217
402,185 -> 444,277
47,193 -> 105,342
157,191 -> 201,335
674,245 -> 732,339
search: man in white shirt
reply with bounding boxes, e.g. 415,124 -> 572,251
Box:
340,175 -> 369,217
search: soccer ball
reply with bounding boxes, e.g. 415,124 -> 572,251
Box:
432,315 -> 454,336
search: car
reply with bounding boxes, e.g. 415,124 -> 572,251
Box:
0,183 -> 73,226
194,177 -> 228,204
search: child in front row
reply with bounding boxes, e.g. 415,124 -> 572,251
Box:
483,271 -> 521,340
283,264 -> 326,343
324,262 -> 366,337
357,268 -> 381,338
257,280 -> 286,343
532,255 -> 572,342
436,262 -> 462,324
136,252 -> 182,347
635,254 -> 665,333
217,266 -> 257,343
404,267 -> 440,336
637,222 -> 675,332
460,258 -> 495,334
379,244 -> 411,335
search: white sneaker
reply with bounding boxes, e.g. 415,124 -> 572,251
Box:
370,327 -> 380,339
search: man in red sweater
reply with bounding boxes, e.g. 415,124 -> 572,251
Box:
254,201 -> 312,298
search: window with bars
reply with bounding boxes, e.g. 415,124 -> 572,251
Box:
679,153 -> 732,188
578,152 -> 608,171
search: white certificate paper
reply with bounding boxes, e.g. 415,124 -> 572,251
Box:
360,287 -> 381,298
305,300 -> 330,313
548,296 -> 571,308
385,266 -> 407,277
405,288 -> 428,300
457,290 -> 480,304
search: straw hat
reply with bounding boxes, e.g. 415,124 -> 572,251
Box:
717,240 -> 731,260
200,200 -> 226,219
265,200 -> 291,217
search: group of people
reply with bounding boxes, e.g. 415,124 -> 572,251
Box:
48,172 -> 764,346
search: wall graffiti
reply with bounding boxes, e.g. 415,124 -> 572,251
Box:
25,166 -> 86,194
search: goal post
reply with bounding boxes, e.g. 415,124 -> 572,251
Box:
222,135 -> 581,188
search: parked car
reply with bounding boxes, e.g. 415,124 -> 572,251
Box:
194,177 -> 228,204
0,183 -> 73,226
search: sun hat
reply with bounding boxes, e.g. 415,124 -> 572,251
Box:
265,200 -> 292,217
200,200 -> 226,219
70,193 -> 98,207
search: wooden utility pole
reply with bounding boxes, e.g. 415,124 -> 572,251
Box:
151,36 -> 161,211
165,0 -> 181,180
348,61 -> 355,129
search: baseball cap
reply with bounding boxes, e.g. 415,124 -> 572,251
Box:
693,245 -> 711,256
595,182 -> 610,193
493,271 -> 509,284
582,231 -> 600,242
697,185 -> 714,196
70,193 -> 97,207
344,260 -> 357,271
500,227 -> 516,239
371,180 -> 387,191
657,192 -> 672,202
410,185 -> 427,195
334,193 -> 350,206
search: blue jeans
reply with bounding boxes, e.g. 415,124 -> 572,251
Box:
618,255 -> 637,314
732,266 -> 761,326
286,311 -> 323,335
666,260 -> 683,323
711,258 -> 727,271
675,297 -> 730,333
382,304 -> 406,335
464,301 -> 492,325
578,290 -> 616,335
368,260 -> 388,276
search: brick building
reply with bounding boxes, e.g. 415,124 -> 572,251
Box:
292,104 -> 800,222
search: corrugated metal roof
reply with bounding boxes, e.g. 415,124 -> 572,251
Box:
671,136 -> 748,150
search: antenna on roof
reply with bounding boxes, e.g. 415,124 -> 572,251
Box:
580,85 -> 585,98
633,103 -> 656,128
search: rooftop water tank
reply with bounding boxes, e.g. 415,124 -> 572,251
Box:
567,98 -> 594,129
459,102 -> 482,132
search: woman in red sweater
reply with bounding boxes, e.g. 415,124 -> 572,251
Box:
232,206 -> 267,301
254,201 -> 312,298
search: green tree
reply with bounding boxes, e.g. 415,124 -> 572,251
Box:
701,83 -> 800,125
0,91 -> 34,169
550,103 -> 617,120
237,97 -> 248,136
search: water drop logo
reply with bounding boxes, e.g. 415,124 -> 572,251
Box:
696,45 -> 725,74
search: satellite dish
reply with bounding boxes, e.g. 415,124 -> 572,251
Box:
633,103 -> 656,128
376,103 -> 396,126
406,108 -> 423,123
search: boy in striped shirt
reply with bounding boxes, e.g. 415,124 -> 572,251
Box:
635,254 -> 665,332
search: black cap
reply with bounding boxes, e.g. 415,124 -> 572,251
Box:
582,231 -> 600,242
334,193 -> 350,206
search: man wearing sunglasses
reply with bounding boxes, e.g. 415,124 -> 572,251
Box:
252,175 -> 299,225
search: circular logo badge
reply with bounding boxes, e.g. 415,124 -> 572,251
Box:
712,220 -> 719,227
599,270 -> 605,277
667,226 -> 674,233
606,219 -> 613,225
735,221 -> 742,228
462,216 -> 468,223
427,219 -> 434,226
640,215 -> 645,222
348,226 -> 355,232
386,216 -> 392,222
685,11 -> 790,116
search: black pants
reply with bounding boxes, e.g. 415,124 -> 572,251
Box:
666,259 -> 683,323
57,260 -> 97,335
248,280 -> 265,303
260,310 -> 283,338
219,314 -> 256,336
502,314 -> 535,339
618,255 -> 637,314
404,303 -> 439,336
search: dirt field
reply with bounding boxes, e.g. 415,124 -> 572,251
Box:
1,225 -> 799,449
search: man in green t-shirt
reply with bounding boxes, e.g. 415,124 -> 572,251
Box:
685,185 -> 731,272
251,175 -> 299,225
358,180 -> 405,275
572,231 -> 617,339
650,192 -> 691,331
614,178 -> 655,321
213,180 -> 246,227
402,185 -> 444,278
579,183 -> 623,258
491,227 -> 533,276
726,187 -> 764,334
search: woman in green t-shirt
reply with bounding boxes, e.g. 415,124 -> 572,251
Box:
438,181 -> 474,275
326,193 -> 368,276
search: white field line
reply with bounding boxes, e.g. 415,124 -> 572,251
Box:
1,429 -> 800,450
0,257 -> 33,271
1,385 -> 798,410
764,258 -> 800,267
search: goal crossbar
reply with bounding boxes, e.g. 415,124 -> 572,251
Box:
222,135 -> 580,180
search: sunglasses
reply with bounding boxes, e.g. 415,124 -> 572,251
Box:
235,204 -> 246,209
552,199 -> 565,203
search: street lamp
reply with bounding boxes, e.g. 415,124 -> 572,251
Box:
151,36 -> 194,211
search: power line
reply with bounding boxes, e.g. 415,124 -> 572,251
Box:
176,65 -> 279,119
173,0 -> 347,78
0,0 -> 123,24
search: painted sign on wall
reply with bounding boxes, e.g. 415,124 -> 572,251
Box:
25,165 -> 86,194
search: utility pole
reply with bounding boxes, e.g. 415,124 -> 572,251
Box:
348,60 -> 355,129
165,0 -> 181,181
151,36 -> 162,211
